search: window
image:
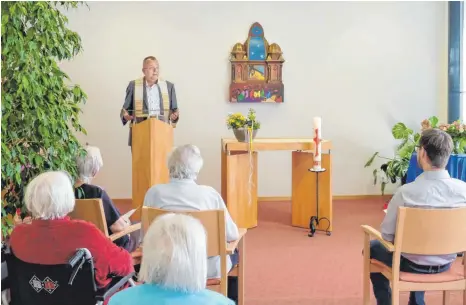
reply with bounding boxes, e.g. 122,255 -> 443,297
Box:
448,2 -> 464,123
463,10 -> 466,122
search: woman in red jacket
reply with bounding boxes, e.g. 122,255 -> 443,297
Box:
9,171 -> 134,288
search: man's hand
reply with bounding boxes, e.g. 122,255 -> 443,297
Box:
123,110 -> 133,121
170,110 -> 179,121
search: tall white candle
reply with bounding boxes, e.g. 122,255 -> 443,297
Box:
313,117 -> 322,163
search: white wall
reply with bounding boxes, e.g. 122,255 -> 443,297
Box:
60,1 -> 447,198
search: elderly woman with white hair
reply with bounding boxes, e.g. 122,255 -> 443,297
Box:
143,144 -> 240,302
108,213 -> 234,305
9,171 -> 134,289
75,145 -> 139,252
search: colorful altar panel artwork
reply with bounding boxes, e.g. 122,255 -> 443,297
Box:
248,25 -> 266,60
229,22 -> 285,103
230,83 -> 284,103
248,65 -> 265,81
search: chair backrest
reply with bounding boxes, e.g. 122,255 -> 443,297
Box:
6,249 -> 97,305
69,199 -> 109,237
395,207 -> 466,255
141,206 -> 226,257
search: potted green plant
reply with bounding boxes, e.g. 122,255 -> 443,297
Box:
364,119 -> 424,195
365,116 -> 466,195
1,1 -> 88,238
226,108 -> 261,142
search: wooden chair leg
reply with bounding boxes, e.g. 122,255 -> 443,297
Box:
363,234 -> 371,305
392,289 -> 400,305
238,236 -> 245,305
442,291 -> 449,305
391,286 -> 399,305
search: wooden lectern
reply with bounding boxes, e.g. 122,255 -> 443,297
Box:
131,118 -> 173,212
221,138 -> 332,232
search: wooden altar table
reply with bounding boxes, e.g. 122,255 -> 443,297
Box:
221,138 -> 333,231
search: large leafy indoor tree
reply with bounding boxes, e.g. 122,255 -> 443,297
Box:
1,1 -> 88,237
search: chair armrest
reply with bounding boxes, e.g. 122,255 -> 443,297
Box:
226,228 -> 247,254
131,248 -> 142,266
109,223 -> 141,242
131,247 -> 142,258
97,272 -> 136,301
361,225 -> 395,252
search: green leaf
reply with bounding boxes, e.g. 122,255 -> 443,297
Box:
381,182 -> 387,196
22,76 -> 30,90
365,152 -> 379,167
34,155 -> 43,167
458,138 -> 466,154
396,138 -> 408,150
14,172 -> 21,185
392,123 -> 413,140
397,141 -> 415,160
386,160 -> 394,178
428,116 -> 439,128
372,169 -> 378,185
9,4 -> 16,15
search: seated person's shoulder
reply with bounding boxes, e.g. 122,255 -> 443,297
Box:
64,218 -> 108,238
10,221 -> 31,237
70,218 -> 101,229
396,179 -> 424,197
109,285 -> 233,305
76,183 -> 104,199
448,178 -> 466,198
11,218 -> 101,243
198,289 -> 235,304
108,285 -> 143,304
144,184 -> 165,200
197,184 -> 221,195
450,177 -> 466,189
396,182 -> 414,193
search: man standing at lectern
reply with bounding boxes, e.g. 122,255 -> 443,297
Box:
120,56 -> 179,146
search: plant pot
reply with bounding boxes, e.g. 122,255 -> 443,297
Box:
233,128 -> 258,142
401,173 -> 407,185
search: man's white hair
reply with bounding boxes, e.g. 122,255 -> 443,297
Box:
167,144 -> 203,180
76,145 -> 103,183
25,171 -> 75,220
139,213 -> 207,293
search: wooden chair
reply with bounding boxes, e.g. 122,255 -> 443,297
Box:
69,199 -> 141,242
362,207 -> 466,305
140,206 -> 246,300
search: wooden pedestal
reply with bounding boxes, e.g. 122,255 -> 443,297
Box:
291,151 -> 332,231
221,149 -> 258,229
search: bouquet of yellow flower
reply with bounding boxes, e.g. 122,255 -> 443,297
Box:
226,108 -> 261,130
